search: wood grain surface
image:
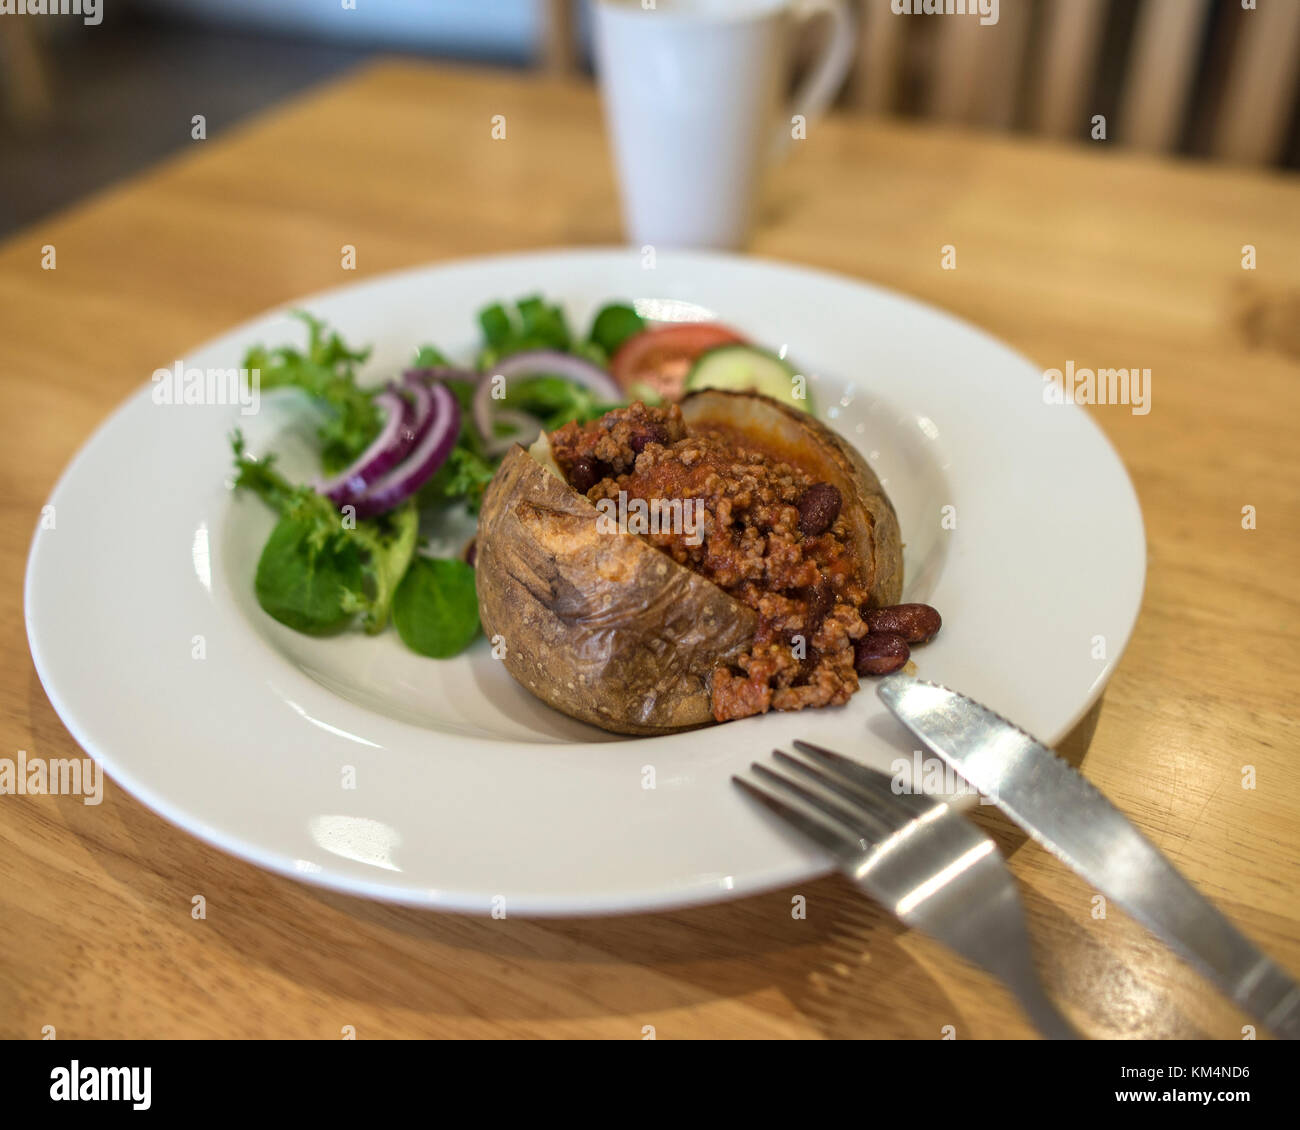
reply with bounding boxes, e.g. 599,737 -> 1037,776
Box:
2,61 -> 1297,1040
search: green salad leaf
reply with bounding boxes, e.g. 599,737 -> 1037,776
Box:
231,433 -> 418,635
343,502 -> 419,634
419,444 -> 497,513
587,302 -> 644,357
412,344 -> 450,368
254,515 -> 364,635
477,294 -> 572,367
508,375 -> 622,431
244,312 -> 380,473
477,303 -> 513,351
392,557 -> 481,658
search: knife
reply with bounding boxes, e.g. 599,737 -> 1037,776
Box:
877,672 -> 1300,1039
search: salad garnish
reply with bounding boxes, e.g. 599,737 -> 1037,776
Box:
228,295 -> 791,659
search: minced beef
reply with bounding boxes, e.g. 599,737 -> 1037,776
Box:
549,404 -> 871,722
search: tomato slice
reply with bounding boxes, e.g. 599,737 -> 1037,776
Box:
610,323 -> 747,401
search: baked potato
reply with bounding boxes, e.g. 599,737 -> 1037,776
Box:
474,389 -> 904,735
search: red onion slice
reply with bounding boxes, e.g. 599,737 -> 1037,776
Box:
316,390 -> 415,505
481,409 -> 543,457
491,350 -> 621,400
351,382 -> 460,519
472,350 -> 620,450
472,373 -> 501,452
401,380 -> 434,437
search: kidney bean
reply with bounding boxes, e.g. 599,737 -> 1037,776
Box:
854,632 -> 910,675
803,580 -> 836,630
798,482 -> 841,537
567,455 -> 603,494
864,603 -> 942,645
630,422 -> 670,454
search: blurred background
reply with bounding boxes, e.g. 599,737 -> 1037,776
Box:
2,0 -> 1298,238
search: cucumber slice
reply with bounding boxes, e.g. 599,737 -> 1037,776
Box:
684,346 -> 813,412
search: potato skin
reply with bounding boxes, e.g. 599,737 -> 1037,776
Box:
475,444 -> 758,735
475,389 -> 904,735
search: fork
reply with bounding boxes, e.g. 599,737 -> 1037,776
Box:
733,740 -> 1079,1040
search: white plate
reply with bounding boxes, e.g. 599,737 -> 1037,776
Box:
25,248 -> 1145,915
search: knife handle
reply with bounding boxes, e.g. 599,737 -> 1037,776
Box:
1239,958 -> 1300,1040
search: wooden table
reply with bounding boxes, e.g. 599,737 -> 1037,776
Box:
3,61 -> 1298,1040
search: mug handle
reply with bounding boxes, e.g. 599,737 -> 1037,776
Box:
772,0 -> 856,160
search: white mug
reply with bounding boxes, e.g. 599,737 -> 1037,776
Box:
592,0 -> 855,250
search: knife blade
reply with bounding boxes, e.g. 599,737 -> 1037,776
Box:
877,672 -> 1300,1039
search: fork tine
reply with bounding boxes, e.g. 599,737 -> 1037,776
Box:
731,773 -> 856,861
792,739 -> 939,818
750,761 -> 889,849
770,749 -> 902,837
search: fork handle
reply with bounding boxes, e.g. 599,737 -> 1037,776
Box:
949,905 -> 1081,1039
1005,973 -> 1080,1040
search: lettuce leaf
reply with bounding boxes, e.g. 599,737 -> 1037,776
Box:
231,432 -> 417,634
243,312 -> 380,473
